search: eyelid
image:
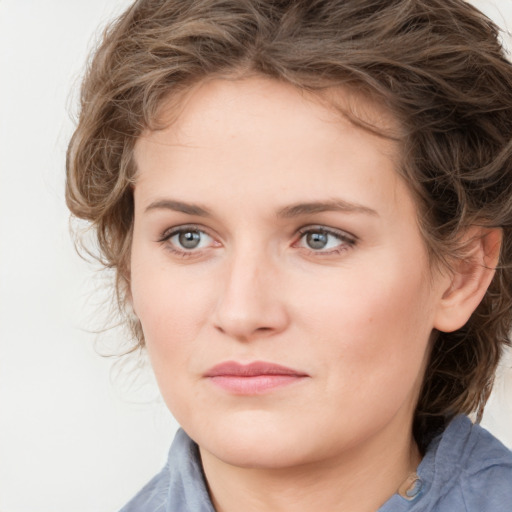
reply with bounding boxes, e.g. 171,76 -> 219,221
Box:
296,225 -> 357,242
157,223 -> 221,259
158,223 -> 213,243
156,223 -> 356,258
294,225 -> 357,253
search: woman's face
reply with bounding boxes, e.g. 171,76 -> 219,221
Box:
131,77 -> 449,469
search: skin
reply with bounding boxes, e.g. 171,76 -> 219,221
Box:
130,77 -> 494,512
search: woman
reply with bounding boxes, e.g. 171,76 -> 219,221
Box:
66,0 -> 512,510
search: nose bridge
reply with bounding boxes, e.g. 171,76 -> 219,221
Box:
213,240 -> 287,340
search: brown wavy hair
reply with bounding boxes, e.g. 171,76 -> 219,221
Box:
66,0 -> 512,448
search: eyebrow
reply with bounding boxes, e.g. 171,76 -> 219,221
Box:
145,199 -> 212,216
144,198 -> 378,218
277,200 -> 378,218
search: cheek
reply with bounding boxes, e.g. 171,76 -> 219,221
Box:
130,260 -> 213,417
129,242 -> 212,360
298,255 -> 435,394
132,273 -> 210,349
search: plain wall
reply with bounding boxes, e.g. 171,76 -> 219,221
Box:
0,1 -> 511,511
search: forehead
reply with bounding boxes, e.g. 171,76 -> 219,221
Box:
133,77 -> 411,220
147,76 -> 402,148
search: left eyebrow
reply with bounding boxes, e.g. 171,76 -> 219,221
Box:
144,199 -> 212,217
277,199 -> 378,218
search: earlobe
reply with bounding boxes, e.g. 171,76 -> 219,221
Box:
433,227 -> 502,333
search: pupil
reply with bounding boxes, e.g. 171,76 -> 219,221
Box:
307,232 -> 328,249
179,231 -> 201,249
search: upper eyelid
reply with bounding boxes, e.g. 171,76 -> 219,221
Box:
296,225 -> 357,241
294,226 -> 358,255
158,224 -> 214,241
158,226 -> 218,257
156,224 -> 357,246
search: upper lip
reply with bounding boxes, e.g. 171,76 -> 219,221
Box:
204,361 -> 309,377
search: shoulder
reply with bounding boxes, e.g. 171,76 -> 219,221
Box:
118,462 -> 170,512
427,415 -> 512,512
457,417 -> 512,511
118,428 -> 214,512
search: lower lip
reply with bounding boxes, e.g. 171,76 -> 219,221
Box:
208,375 -> 306,394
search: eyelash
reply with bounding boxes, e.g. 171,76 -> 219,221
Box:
158,224 -> 217,259
295,226 -> 357,255
158,224 -> 357,258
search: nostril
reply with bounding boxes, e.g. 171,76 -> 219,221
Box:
256,326 -> 272,332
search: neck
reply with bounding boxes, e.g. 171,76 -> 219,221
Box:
200,418 -> 421,512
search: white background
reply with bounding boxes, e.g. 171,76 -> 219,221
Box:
0,1 -> 511,511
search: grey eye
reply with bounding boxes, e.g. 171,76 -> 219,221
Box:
305,232 -> 329,250
297,228 -> 353,252
178,230 -> 202,249
166,228 -> 214,251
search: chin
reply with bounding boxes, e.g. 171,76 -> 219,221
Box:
204,435 -> 312,469
187,411 -> 320,469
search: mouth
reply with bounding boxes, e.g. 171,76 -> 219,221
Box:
204,361 -> 309,395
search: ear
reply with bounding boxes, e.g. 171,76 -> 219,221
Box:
434,227 -> 502,333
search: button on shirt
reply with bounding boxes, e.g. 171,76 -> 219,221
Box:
119,415 -> 512,512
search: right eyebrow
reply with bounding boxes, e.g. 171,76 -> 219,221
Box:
277,199 -> 378,218
144,199 -> 212,217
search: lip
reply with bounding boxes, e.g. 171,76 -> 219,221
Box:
204,361 -> 309,395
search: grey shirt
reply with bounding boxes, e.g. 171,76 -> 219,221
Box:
119,415 -> 512,511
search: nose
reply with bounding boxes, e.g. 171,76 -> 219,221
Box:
212,247 -> 289,342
